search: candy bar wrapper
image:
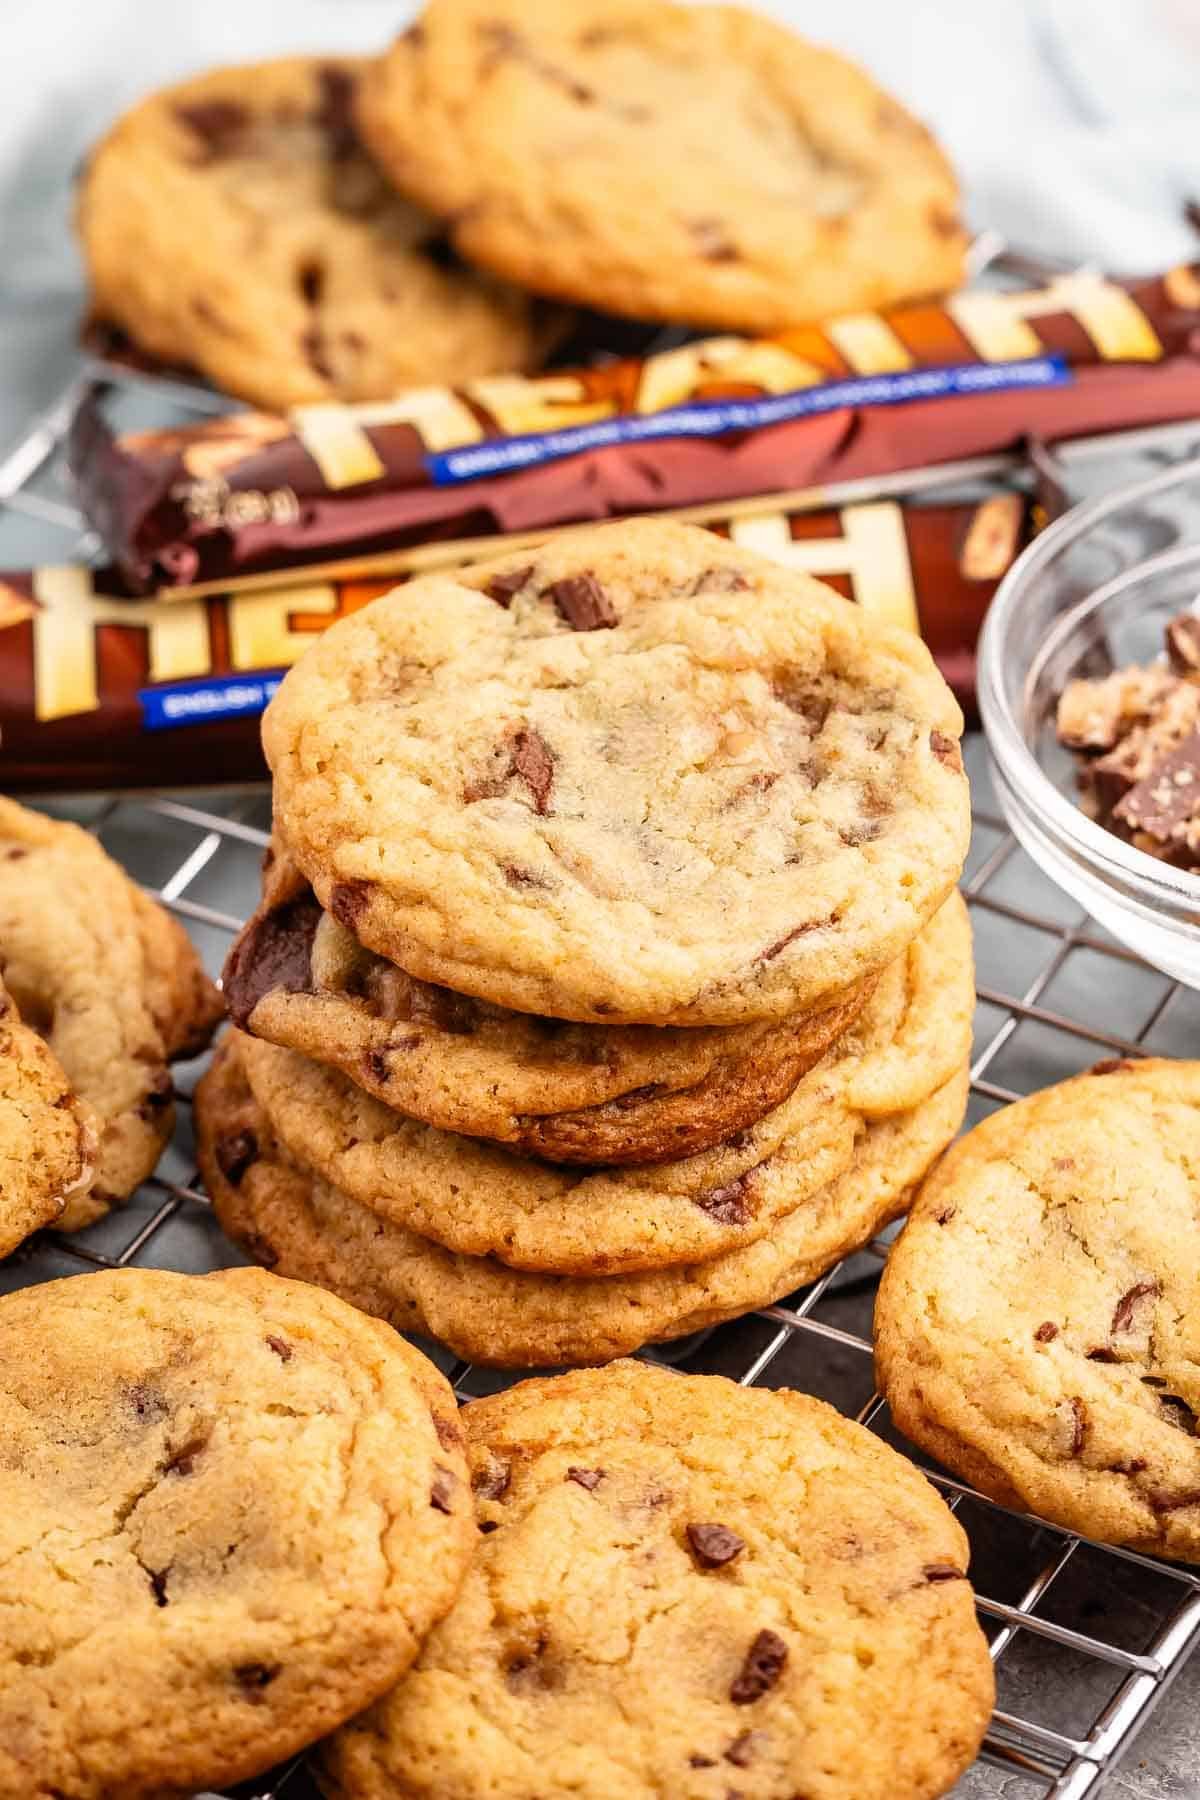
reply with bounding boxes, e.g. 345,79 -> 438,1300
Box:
71,264 -> 1200,597
0,489 -> 1031,792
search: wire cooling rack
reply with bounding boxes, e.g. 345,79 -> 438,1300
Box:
4,375 -> 1200,1800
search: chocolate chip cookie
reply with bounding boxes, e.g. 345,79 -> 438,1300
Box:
316,1360 -> 993,1800
264,519 -> 969,1026
0,974 -> 94,1257
876,1059 -> 1200,1561
77,56 -> 559,412
225,841 -> 871,1164
356,0 -> 967,333
230,893 -> 972,1275
0,1265 -> 474,1799
197,1036 -> 967,1366
0,797 -> 222,1229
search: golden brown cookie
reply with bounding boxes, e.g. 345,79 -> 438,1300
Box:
224,842 -> 872,1164
316,1360 -> 993,1800
77,56 -> 560,411
264,519 -> 969,1027
0,1265 -> 475,1800
356,0 -> 966,334
0,797 -> 222,1229
196,1034 -> 968,1367
877,1059 -> 1200,1561
0,974 -> 94,1257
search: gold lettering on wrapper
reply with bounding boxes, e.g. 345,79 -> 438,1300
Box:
948,272 -> 1161,363
729,502 -> 919,634
31,566 -> 209,722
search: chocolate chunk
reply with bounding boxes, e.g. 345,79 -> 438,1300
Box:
148,1567 -> 169,1607
137,1070 -> 174,1119
265,1334 -> 293,1362
479,1519 -> 501,1534
234,1662 -> 281,1695
430,1466 -> 458,1513
1066,1396 -> 1088,1456
432,1410 -> 463,1451
693,1174 -> 756,1227
922,1563 -> 967,1583
329,881 -> 370,928
686,1522 -> 746,1568
566,1466 -> 604,1490
502,862 -> 551,890
364,1048 -> 390,1084
302,326 -> 335,383
1147,1486 -> 1200,1514
472,1454 -> 512,1500
1166,613 -> 1200,675
485,565 -> 534,607
1158,1394 -> 1197,1434
730,1629 -> 788,1704
757,919 -> 829,963
315,64 -> 359,161
1090,1057 -> 1136,1075
410,983 -> 481,1035
1112,1279 -> 1161,1334
692,568 -> 750,595
166,1433 -> 209,1478
298,261 -> 324,308
690,217 -> 739,262
548,572 -> 618,630
1086,1347 -> 1119,1363
930,729 -> 963,771
1106,1457 -> 1148,1475
223,892 -> 321,1028
215,1130 -> 258,1187
1034,1321 -> 1059,1343
1114,729 -> 1200,851
174,99 -> 249,159
689,1754 -> 718,1769
465,726 -> 556,815
240,1228 -> 279,1269
934,1206 -> 956,1226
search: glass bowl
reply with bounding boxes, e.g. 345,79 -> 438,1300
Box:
978,455 -> 1200,987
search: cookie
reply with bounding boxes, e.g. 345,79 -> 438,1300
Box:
77,57 -> 559,412
197,1036 -> 968,1367
0,974 -> 94,1257
232,893 -> 972,1275
0,1265 -> 474,1799
876,1059 -> 1200,1561
355,0 -> 967,334
0,797 -> 222,1229
224,842 -> 872,1164
317,1360 -> 993,1800
264,518 -> 969,1026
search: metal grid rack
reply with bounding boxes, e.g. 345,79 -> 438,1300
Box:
4,374 -> 1200,1800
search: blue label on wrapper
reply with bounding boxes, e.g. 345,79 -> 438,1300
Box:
424,355 -> 1072,486
139,671 -> 285,732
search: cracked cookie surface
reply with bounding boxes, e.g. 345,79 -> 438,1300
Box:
355,0 -> 966,333
876,1059 -> 1200,1560
0,1265 -> 474,1800
316,1359 -> 992,1800
225,841 -> 871,1164
0,797 -> 222,1229
264,518 -> 969,1026
77,56 -> 558,411
197,1036 -> 967,1366
0,973 -> 94,1257
229,893 -> 971,1275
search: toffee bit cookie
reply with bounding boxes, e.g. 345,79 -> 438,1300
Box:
317,1360 -> 992,1800
224,842 -> 872,1164
231,894 -> 972,1275
0,975 -> 94,1258
197,1037 -> 967,1367
0,1266 -> 473,1800
355,0 -> 967,334
0,797 -> 222,1230
265,519 -> 968,1026
77,57 -> 559,412
877,1060 -> 1200,1561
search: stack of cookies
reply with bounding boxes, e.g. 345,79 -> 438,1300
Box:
197,517 -> 974,1366
75,0 -> 966,411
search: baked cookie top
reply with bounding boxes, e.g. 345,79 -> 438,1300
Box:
198,1036 -> 968,1368
232,893 -> 972,1276
0,797 -> 221,1230
0,1265 -> 473,1800
264,519 -> 968,1026
876,1059 -> 1200,1561
0,975 -> 94,1258
223,841 -> 870,1164
77,56 -> 558,411
318,1360 -> 993,1800
355,0 -> 966,333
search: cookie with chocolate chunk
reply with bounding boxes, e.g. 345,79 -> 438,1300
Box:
77,56 -> 558,411
316,1360 -> 992,1800
230,894 -> 972,1276
196,1033 -> 967,1367
0,796 -> 222,1229
265,518 -> 969,1027
0,1265 -> 473,1800
877,1059 -> 1200,1561
0,973 -> 94,1257
356,0 -> 966,333
224,841 -> 871,1165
